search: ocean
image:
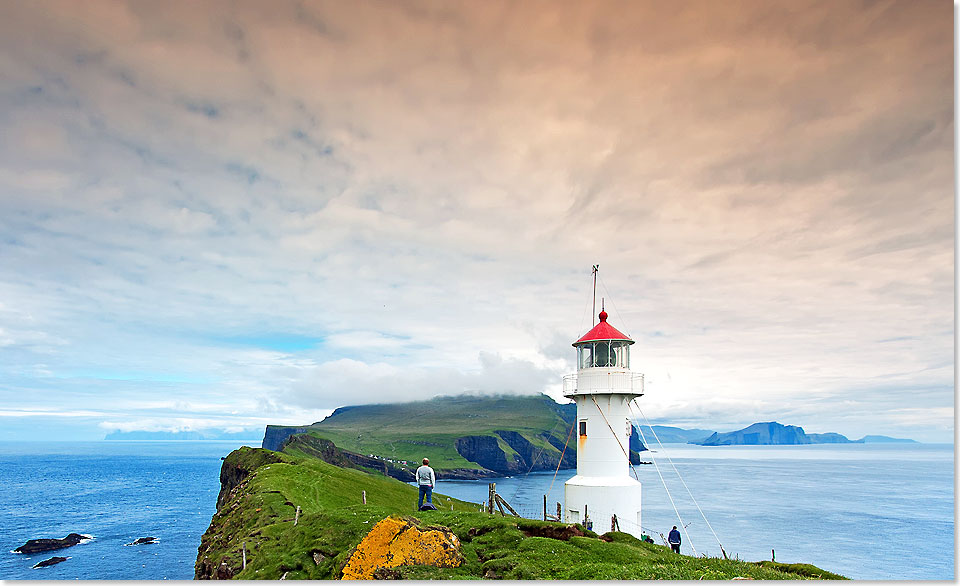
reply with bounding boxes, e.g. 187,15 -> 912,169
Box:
0,441 -> 254,581
436,443 -> 955,580
0,441 -> 952,580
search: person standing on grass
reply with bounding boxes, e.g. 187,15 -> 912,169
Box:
416,458 -> 436,509
668,526 -> 682,554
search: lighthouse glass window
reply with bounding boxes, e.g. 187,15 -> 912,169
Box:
577,345 -> 593,369
579,341 -> 629,368
614,342 -> 629,368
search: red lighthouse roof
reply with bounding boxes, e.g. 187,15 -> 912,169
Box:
574,310 -> 634,345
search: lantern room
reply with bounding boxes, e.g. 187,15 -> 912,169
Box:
573,310 -> 634,370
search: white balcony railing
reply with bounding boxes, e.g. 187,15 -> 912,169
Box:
563,371 -> 644,396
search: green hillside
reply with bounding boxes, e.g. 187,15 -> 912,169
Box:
263,394 -> 579,474
195,441 -> 845,580
315,394 -> 567,467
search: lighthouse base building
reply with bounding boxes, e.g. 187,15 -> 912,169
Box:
563,310 -> 644,537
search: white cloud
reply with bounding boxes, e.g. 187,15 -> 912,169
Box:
0,409 -> 105,418
98,418 -> 260,434
280,351 -> 560,411
0,1 -> 952,441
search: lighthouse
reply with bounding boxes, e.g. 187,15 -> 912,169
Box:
563,307 -> 644,536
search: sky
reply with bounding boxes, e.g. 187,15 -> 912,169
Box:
0,0 -> 953,443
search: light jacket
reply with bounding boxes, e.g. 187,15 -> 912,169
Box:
416,465 -> 436,487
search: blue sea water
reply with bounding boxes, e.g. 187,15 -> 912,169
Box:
0,441 -> 952,580
435,443 -> 955,581
0,441 -> 254,580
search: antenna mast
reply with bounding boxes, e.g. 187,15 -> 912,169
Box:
592,265 -> 599,326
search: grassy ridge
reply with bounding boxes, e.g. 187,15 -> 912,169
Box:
195,447 -> 483,579
195,445 -> 845,580
293,394 -> 573,470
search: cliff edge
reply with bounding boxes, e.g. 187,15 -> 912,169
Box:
195,445 -> 846,580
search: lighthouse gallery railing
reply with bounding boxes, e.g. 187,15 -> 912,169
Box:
562,371 -> 644,395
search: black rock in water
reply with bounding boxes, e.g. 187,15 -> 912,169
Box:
14,533 -> 86,554
33,556 -> 69,569
126,537 -> 158,545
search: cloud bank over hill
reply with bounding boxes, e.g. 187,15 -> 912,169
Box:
0,1 -> 952,442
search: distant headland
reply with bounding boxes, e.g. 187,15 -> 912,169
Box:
102,394 -> 917,449
690,421 -> 917,446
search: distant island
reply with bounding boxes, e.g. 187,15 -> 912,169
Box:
859,435 -> 919,444
690,422 -> 917,446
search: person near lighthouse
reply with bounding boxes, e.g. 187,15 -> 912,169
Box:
668,526 -> 682,553
416,458 -> 436,510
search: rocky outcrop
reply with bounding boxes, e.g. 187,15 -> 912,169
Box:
125,537 -> 158,546
340,517 -> 463,579
14,533 -> 87,554
498,430 -> 584,472
196,557 -> 238,580
455,435 -> 523,474
262,425 -> 314,452
629,427 -> 646,452
32,556 -> 69,568
495,431 -> 539,469
217,448 -> 284,510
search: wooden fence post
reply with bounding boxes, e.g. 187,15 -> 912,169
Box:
543,494 -> 547,521
294,505 -> 301,526
362,490 -> 367,505
488,483 -> 496,516
495,494 -> 520,517
242,541 -> 247,570
556,502 -> 562,522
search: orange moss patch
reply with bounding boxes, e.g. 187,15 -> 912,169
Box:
341,516 -> 463,580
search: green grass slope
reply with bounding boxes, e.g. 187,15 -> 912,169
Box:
195,445 -> 846,580
272,394 -> 575,471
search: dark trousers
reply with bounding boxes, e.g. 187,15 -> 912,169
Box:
671,543 -> 680,554
418,485 -> 433,508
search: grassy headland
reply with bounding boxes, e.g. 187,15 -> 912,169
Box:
263,394 -> 579,474
195,440 -> 846,580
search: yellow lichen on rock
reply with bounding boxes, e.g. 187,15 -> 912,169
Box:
341,516 -> 462,580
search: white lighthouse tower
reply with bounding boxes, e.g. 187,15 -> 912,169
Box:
563,306 -> 644,536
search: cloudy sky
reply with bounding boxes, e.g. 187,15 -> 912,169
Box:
0,0 -> 953,442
